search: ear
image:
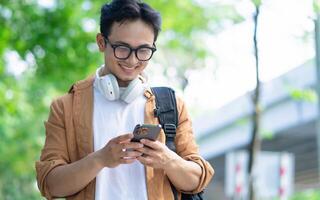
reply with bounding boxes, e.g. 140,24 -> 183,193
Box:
96,33 -> 106,52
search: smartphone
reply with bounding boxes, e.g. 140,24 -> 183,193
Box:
131,124 -> 162,142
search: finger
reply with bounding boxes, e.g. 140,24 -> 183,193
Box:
140,139 -> 161,150
140,146 -> 156,157
123,150 -> 143,158
112,133 -> 134,143
137,156 -> 152,166
122,142 -> 144,150
119,158 -> 136,164
135,148 -> 144,153
119,138 -> 133,144
119,147 -> 142,157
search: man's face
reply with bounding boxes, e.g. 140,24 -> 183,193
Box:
97,19 -> 155,87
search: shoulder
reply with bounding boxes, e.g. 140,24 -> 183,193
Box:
51,93 -> 73,110
68,75 -> 95,93
51,75 -> 94,110
149,86 -> 188,116
175,94 -> 188,117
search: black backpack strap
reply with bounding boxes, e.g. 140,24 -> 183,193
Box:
151,87 -> 205,200
151,87 -> 179,200
151,87 -> 178,152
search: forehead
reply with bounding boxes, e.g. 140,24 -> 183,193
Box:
108,19 -> 155,46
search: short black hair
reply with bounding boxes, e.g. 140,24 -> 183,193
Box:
100,0 -> 162,41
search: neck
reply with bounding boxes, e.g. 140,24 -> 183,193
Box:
100,66 -> 109,77
118,79 -> 130,87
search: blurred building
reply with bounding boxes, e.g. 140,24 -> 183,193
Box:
193,59 -> 320,199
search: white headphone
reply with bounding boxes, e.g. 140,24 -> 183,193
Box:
94,65 -> 146,103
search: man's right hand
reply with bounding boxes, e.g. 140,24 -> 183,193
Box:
97,133 -> 144,168
46,133 -> 143,197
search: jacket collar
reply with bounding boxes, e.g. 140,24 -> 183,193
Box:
68,75 -> 95,93
69,74 -> 154,100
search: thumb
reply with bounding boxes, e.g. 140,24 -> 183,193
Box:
113,133 -> 134,143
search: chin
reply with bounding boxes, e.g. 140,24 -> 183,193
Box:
120,72 -> 138,80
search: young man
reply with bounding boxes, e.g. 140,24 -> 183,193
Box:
35,0 -> 214,199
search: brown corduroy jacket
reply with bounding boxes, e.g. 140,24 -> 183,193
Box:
35,75 -> 214,200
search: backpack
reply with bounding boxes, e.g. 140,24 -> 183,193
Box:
151,87 -> 205,200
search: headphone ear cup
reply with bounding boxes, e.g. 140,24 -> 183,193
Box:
100,74 -> 120,100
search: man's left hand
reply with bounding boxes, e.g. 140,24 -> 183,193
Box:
137,139 -> 180,169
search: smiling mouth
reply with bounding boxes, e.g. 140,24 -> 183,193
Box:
119,64 -> 136,73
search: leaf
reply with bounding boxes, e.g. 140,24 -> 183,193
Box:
314,0 -> 320,13
252,0 -> 262,7
289,88 -> 318,103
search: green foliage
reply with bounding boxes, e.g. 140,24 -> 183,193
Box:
289,88 -> 318,103
290,189 -> 320,200
0,0 -> 242,199
260,129 -> 274,140
313,0 -> 320,13
148,0 -> 244,78
252,0 -> 262,7
0,75 -> 45,199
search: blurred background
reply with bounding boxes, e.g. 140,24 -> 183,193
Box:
0,0 -> 320,199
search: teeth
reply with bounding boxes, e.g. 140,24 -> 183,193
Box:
120,64 -> 135,71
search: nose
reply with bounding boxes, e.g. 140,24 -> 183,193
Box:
126,51 -> 139,65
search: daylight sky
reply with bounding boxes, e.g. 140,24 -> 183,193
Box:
180,0 -> 315,117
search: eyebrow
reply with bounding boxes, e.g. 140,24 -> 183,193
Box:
113,40 -> 153,48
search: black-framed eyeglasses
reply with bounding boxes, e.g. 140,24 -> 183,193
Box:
104,38 -> 157,61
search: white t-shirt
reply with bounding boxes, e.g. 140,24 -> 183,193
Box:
93,84 -> 148,200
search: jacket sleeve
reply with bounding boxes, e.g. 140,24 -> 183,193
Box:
35,98 -> 70,199
174,96 -> 214,194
